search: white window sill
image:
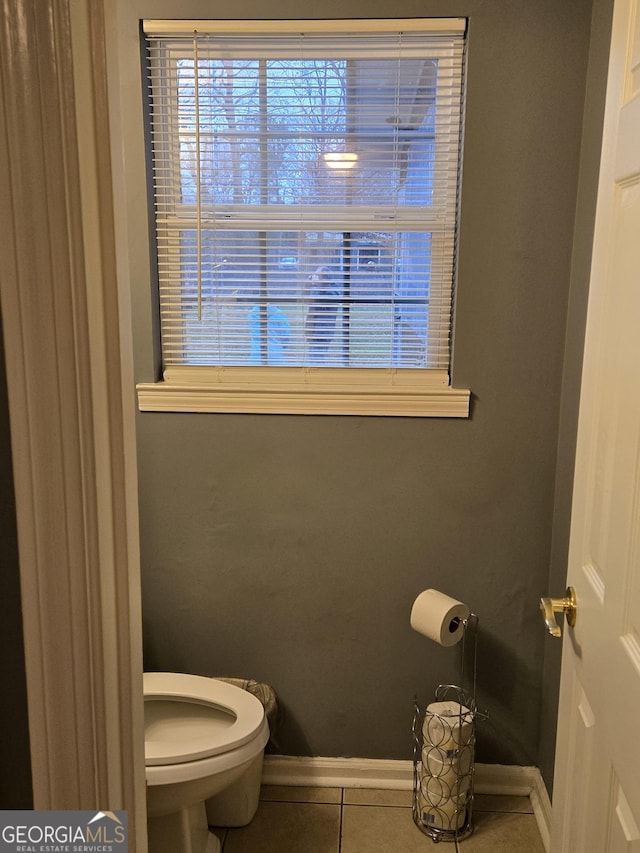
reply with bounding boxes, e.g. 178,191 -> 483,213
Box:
136,367 -> 470,417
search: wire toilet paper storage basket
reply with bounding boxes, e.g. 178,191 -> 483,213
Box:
412,614 -> 479,844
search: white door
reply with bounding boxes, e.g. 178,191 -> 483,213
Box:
550,0 -> 640,850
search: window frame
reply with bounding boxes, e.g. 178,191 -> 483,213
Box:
139,19 -> 470,416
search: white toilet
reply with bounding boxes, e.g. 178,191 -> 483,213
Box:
144,672 -> 269,853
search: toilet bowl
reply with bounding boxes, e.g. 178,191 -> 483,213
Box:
144,672 -> 269,853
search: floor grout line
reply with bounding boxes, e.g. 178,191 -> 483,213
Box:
337,787 -> 344,853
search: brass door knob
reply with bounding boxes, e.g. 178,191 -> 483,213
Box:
540,587 -> 577,637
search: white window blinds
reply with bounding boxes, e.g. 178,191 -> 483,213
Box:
144,20 -> 466,372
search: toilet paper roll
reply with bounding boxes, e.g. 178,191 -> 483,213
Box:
410,589 -> 469,646
418,791 -> 466,831
421,744 -> 474,780
420,773 -> 471,807
422,701 -> 474,750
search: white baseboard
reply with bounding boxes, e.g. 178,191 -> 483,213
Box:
263,755 -> 412,790
529,767 -> 552,853
262,756 -> 552,852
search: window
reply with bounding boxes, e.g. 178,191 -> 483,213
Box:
138,19 -> 470,416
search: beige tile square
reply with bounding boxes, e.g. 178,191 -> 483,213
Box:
260,785 -> 342,804
224,801 -> 340,853
341,805 -> 434,853
341,805 -> 545,853
343,788 -> 412,808
465,811 -> 546,852
474,794 -> 533,814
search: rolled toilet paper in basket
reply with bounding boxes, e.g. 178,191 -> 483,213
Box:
410,589 -> 469,646
420,772 -> 471,807
422,700 -> 474,750
421,744 -> 474,781
418,790 -> 466,831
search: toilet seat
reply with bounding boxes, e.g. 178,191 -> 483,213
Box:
144,672 -> 265,766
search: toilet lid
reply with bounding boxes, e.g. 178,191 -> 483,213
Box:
144,672 -> 266,766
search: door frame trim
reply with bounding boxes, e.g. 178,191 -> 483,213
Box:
0,0 -> 146,846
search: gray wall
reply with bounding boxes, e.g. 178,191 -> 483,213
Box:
132,0 -> 597,767
537,0 -> 614,793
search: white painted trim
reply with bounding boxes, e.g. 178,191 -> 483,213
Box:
530,767 -> 552,853
263,755 -> 537,794
68,2 -> 147,845
137,368 -> 471,418
137,383 -> 470,416
473,762 -> 540,796
137,369 -> 470,417
262,756 -> 552,850
143,18 -> 467,35
262,756 -> 414,790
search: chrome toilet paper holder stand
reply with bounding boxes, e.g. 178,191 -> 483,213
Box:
412,614 -> 482,845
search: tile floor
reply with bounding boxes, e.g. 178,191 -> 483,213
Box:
211,786 -> 546,852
